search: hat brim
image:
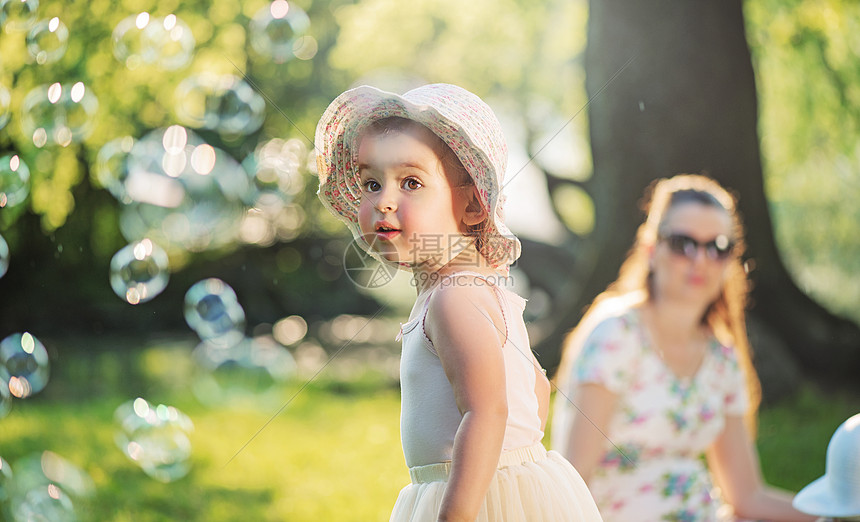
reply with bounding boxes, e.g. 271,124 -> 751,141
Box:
315,85 -> 521,269
793,475 -> 860,517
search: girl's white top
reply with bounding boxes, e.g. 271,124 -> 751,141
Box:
398,272 -> 543,468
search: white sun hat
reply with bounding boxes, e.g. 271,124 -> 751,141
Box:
793,412 -> 860,517
315,83 -> 521,269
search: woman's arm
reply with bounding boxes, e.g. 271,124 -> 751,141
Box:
426,284 -> 509,522
558,383 -> 618,483
706,415 -> 816,522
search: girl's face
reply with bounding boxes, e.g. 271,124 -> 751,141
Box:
356,128 -> 473,268
650,202 -> 734,308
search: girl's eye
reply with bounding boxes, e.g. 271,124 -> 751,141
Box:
363,179 -> 381,192
403,178 -> 422,190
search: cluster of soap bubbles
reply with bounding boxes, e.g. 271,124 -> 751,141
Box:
0,328 -> 89,521
1,0 -> 99,149
239,138 -> 308,246
1,0 -> 71,67
0,451 -> 94,521
101,123 -> 254,303
0,0 -> 320,503
114,398 -> 194,483
175,74 -> 266,137
101,125 -> 313,302
119,125 -> 250,251
184,278 -> 296,407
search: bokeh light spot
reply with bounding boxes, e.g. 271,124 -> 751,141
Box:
270,0 -> 289,19
47,82 -> 61,103
190,144 -> 216,175
135,12 -> 149,30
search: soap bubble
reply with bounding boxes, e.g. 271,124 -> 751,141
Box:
184,278 -> 245,347
112,12 -> 194,70
95,136 -> 135,202
291,34 -> 318,61
0,233 -> 9,279
243,137 -> 306,201
0,85 -> 10,131
175,74 -> 266,136
0,154 -> 30,209
6,451 -> 94,521
118,126 -> 250,252
21,82 -> 99,147
26,17 -> 69,65
109,239 -> 170,305
114,398 -> 193,482
111,12 -> 150,69
11,484 -> 76,522
0,0 -> 38,32
142,14 -> 195,70
192,335 -> 296,407
249,0 -> 311,63
0,332 -> 49,399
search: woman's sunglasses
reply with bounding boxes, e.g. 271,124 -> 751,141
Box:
660,233 -> 735,261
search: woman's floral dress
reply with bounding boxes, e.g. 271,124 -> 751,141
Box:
553,307 -> 748,522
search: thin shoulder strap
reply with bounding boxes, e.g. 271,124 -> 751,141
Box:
423,271 -> 511,349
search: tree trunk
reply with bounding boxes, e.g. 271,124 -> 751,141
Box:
537,0 -> 860,400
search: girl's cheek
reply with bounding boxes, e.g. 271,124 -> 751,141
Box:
357,201 -> 374,234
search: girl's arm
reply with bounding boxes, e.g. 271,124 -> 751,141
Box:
706,415 -> 816,522
559,383 -> 618,483
425,283 -> 509,522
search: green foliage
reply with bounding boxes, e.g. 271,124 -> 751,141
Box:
745,0 -> 860,324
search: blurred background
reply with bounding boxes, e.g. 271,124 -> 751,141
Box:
0,0 -> 858,520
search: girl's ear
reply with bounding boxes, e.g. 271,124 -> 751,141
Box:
461,186 -> 487,227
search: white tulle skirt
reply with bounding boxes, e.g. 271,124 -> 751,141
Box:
389,443 -> 603,521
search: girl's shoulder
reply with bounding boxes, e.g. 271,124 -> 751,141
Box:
423,272 -> 510,347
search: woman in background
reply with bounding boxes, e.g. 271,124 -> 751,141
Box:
552,174 -> 814,521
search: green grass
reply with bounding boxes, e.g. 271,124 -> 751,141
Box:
0,340 -> 407,521
757,386 -> 860,492
0,340 -> 857,520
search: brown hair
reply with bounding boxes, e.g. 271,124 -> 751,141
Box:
556,174 -> 761,432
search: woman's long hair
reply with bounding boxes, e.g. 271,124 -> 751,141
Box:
556,174 -> 761,433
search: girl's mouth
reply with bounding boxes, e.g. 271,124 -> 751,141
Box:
375,222 -> 401,240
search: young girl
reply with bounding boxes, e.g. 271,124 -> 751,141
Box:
316,84 -> 602,521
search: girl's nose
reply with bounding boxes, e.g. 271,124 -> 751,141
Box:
374,187 -> 397,213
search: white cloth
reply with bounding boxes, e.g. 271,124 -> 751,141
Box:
393,271 -> 602,521
398,272 -> 542,468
